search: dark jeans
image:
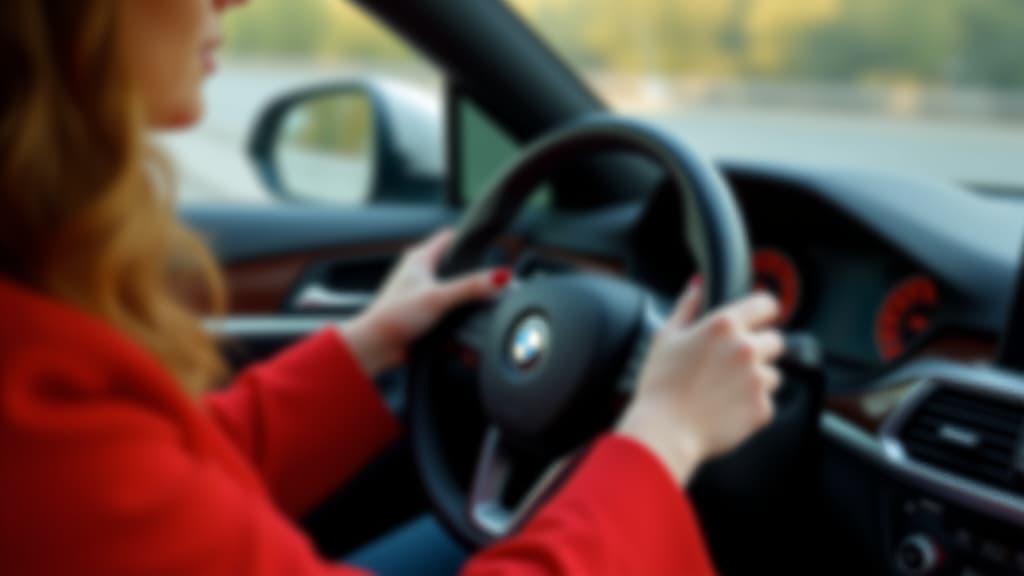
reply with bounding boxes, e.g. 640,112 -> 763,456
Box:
345,516 -> 467,576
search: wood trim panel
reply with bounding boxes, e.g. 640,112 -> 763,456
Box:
221,234 -> 535,315
824,332 -> 998,433
224,242 -> 409,314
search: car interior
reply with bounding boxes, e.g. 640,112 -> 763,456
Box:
181,0 -> 1024,574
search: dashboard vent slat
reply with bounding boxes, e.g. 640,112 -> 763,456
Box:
913,414 -> 1019,449
903,442 -> 1011,485
903,427 -> 1012,467
921,399 -> 1022,432
897,385 -> 1024,497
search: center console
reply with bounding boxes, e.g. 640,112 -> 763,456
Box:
887,485 -> 1023,575
878,367 -> 1024,575
830,235 -> 1024,575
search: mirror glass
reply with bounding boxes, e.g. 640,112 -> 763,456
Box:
274,91 -> 375,204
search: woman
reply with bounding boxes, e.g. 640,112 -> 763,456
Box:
0,1 -> 784,575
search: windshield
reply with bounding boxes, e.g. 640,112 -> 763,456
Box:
507,0 -> 1024,191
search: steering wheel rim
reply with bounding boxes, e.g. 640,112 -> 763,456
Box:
410,113 -> 752,548
440,114 -> 749,305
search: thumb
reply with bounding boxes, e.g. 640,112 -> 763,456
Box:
418,228 -> 457,269
668,275 -> 703,328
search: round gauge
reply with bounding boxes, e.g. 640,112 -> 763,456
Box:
753,248 -> 801,325
876,276 -> 940,361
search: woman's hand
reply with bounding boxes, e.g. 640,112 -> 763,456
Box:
340,230 -> 511,377
617,278 -> 784,486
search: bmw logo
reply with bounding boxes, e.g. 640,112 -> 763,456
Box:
509,314 -> 550,370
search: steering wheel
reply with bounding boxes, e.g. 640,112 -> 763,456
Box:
409,114 -> 751,548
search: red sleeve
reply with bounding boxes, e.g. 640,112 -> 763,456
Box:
205,328 -> 401,516
1,379 -> 368,576
463,434 -> 717,576
3,351 -> 714,576
3,386 -> 711,576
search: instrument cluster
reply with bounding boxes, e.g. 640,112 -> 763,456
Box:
749,244 -> 942,367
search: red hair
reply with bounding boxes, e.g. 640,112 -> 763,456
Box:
0,1 -> 227,393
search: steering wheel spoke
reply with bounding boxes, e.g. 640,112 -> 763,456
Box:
452,303 -> 497,353
467,427 -> 574,540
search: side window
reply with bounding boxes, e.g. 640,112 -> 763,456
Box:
456,96 -> 551,210
457,98 -> 519,207
165,0 -> 443,207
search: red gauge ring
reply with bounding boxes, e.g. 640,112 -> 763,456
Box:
753,248 -> 801,325
875,275 -> 940,361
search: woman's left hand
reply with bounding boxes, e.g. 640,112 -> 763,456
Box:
340,229 -> 511,377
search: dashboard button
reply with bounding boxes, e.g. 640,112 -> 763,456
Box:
979,540 -> 1009,566
952,528 -> 973,551
1014,440 -> 1024,486
1013,551 -> 1024,573
896,534 -> 943,575
899,543 -> 924,572
918,498 -> 944,517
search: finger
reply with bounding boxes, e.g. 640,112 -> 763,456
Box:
668,276 -> 703,328
757,389 -> 777,429
432,268 -> 509,312
750,329 -> 785,363
418,229 -> 457,268
729,291 -> 781,330
757,364 -> 783,395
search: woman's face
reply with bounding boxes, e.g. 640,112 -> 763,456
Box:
120,0 -> 245,130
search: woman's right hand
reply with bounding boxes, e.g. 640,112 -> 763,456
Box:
616,278 -> 785,485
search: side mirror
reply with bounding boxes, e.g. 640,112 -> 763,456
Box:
248,79 -> 443,204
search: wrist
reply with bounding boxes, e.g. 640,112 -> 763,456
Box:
615,405 -> 703,486
338,314 -> 404,378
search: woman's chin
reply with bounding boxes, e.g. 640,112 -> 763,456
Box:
151,99 -> 205,132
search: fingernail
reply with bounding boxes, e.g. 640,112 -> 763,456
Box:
492,267 -> 512,288
688,275 -> 702,289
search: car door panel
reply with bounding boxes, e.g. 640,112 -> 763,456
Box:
182,203 -> 456,363
184,204 -> 453,267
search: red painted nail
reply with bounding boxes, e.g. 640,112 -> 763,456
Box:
492,267 -> 512,288
688,275 -> 703,289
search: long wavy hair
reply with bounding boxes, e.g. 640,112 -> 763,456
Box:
0,1 -> 227,394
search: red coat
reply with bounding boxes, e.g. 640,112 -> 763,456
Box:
0,278 -> 715,575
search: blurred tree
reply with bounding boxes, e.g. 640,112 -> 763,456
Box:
790,0 -> 961,84
223,0 -> 1024,90
956,0 -> 1024,88
224,0 -> 413,62
521,0 -> 738,74
224,0 -> 330,57
742,0 -> 838,76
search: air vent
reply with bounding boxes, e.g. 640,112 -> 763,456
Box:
898,386 -> 1024,496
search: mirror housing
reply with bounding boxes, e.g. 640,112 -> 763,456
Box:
248,79 -> 443,204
